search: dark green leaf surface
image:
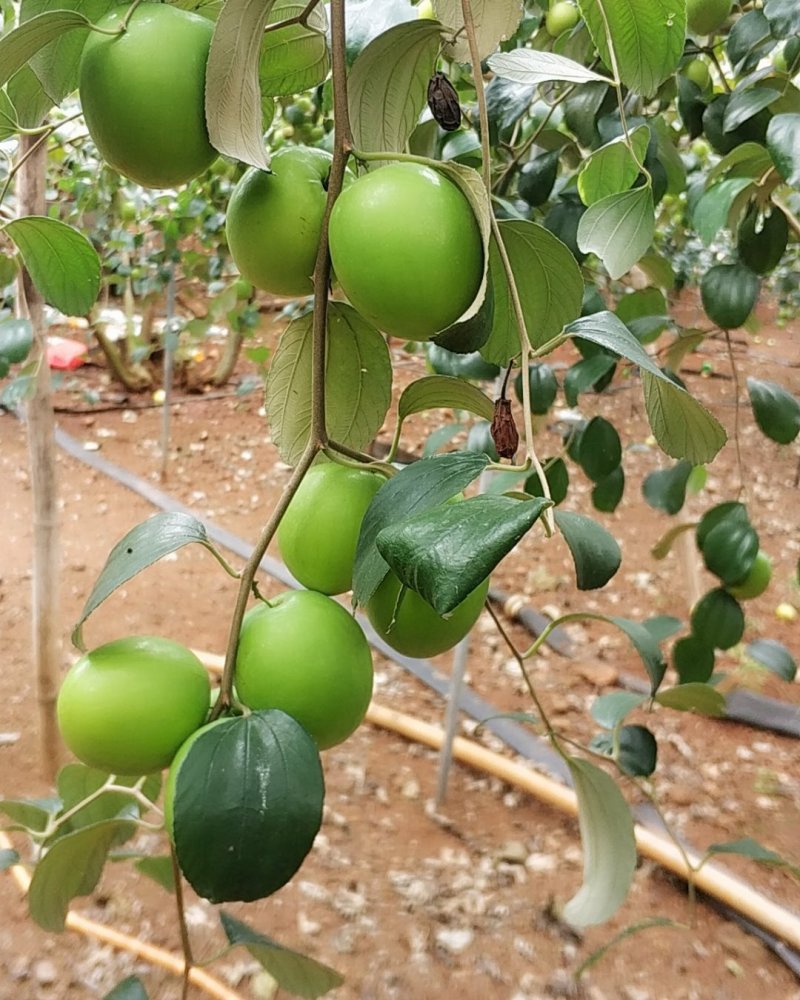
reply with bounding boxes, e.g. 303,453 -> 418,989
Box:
397,375 -> 494,428
745,639 -> 797,681
591,724 -> 657,777
353,452 -> 488,607
691,589 -> 745,650
591,465 -> 624,513
767,114 -> 800,185
746,376 -> 800,444
376,495 -> 551,615
672,634 -> 715,683
525,458 -> 569,506
221,912 -> 344,998
577,187 -> 655,279
172,712 -> 324,904
564,354 -> 616,406
701,518 -> 759,586
0,318 -> 32,366
0,9 -> 91,89
706,837 -> 800,877
555,510 -> 621,591
578,416 -> 622,482
642,460 -> 693,515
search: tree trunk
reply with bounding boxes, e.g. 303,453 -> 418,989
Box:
17,134 -> 63,781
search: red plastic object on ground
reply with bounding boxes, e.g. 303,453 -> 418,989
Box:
46,336 -> 87,370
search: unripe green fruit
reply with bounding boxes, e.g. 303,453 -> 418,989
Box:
683,58 -> 711,92
727,551 -> 772,600
546,1 -> 579,37
686,0 -> 732,36
79,5 -> 217,188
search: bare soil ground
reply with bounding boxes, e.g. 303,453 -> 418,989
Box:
1,292 -> 798,1000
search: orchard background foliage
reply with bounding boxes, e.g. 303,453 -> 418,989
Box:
0,0 -> 799,997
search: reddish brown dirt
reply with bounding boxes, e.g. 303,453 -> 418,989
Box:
1,295 -> 798,1000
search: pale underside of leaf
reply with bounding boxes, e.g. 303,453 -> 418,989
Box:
488,49 -> 611,87
205,0 -> 276,169
436,0 -> 524,62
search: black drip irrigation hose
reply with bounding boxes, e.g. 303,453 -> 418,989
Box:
50,425 -> 800,978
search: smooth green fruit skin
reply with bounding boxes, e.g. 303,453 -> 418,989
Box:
57,636 -> 211,775
328,163 -> 483,341
546,1 -> 579,37
277,463 -> 383,594
683,59 -> 711,92
728,551 -> 772,600
235,591 -> 373,750
687,0 -> 731,35
367,572 -> 490,659
79,6 -> 216,188
226,147 -> 337,296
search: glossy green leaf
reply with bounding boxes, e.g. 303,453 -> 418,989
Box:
5,217 -> 100,316
737,208 -> 789,276
591,465 -> 624,513
672,634 -> 715,683
554,510 -> 621,591
71,512 -> 220,650
397,376 -> 494,433
578,127 -> 649,206
726,11 -> 774,74
641,371 -> 727,465
746,376 -> 800,444
483,220 -> 583,363
353,452 -> 489,607
437,0 -> 524,62
0,318 -> 32,366
103,977 -> 149,1000
221,912 -> 343,999
344,0 -> 416,64
348,20 -> 441,155
706,837 -> 800,878
766,113 -> 800,186
691,588 -> 745,650
724,87 -> 780,133
576,0 -> 684,96
700,516 -> 759,586
764,0 -> 800,39
205,0 -> 275,169
0,9 -> 91,89
259,0 -> 329,97
525,458 -> 569,506
515,362 -> 558,414
28,819 -> 137,931
603,615 -> 667,692
591,724 -> 657,777
745,639 -> 797,682
655,682 -> 726,716
578,416 -> 621,482
642,459 -> 693,515
172,712 -> 324,904
563,757 -> 636,928
517,150 -> 561,208
265,303 -> 392,466
696,501 -> 748,550
488,48 -> 610,87
577,187 -> 655,279
564,354 -> 616,406
376,494 -> 550,615
590,691 -> 647,730
691,178 -> 752,245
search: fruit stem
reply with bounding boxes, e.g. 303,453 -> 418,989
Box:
323,444 -> 395,478
724,329 -> 745,499
171,844 -> 194,1000
212,442 -> 319,715
459,0 -> 554,534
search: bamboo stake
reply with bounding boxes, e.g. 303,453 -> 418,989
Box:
16,133 -> 63,781
0,830 -> 245,1000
